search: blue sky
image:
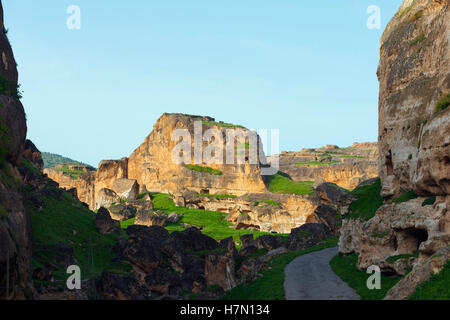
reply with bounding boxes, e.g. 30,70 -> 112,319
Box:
4,0 -> 402,166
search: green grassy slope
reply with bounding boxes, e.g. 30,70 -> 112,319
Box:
265,173 -> 314,196
329,253 -> 403,300
222,237 -> 338,300
42,152 -> 94,169
409,260 -> 450,300
345,178 -> 383,220
27,184 -> 130,283
121,193 -> 284,246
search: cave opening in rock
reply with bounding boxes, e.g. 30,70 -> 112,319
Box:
386,149 -> 394,176
397,227 -> 429,252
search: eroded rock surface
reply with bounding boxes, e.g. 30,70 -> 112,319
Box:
269,143 -> 379,190
339,0 -> 450,299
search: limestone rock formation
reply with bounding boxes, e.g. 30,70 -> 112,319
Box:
182,192 -> 319,234
339,0 -> 450,299
44,164 -> 96,208
270,142 -> 379,190
128,113 -> 268,196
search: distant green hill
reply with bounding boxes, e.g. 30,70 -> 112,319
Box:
42,152 -> 95,169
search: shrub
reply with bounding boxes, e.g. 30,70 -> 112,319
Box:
254,199 -> 281,206
409,32 -> 425,46
265,173 -> 314,196
392,190 -> 418,204
435,94 -> 450,113
345,179 -> 383,220
422,196 -> 436,207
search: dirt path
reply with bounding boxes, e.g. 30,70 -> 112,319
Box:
284,247 -> 360,300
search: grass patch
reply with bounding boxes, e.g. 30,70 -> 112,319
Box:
127,193 -> 286,246
266,173 -> 314,196
422,196 -> 436,207
345,178 -> 383,220
409,260 -> 450,300
392,190 -> 418,204
197,193 -> 237,200
184,164 -> 222,176
386,251 -> 419,263
339,155 -> 365,159
296,160 -> 341,166
21,158 -> 41,175
56,165 -> 85,180
28,187 -> 130,282
330,253 -> 403,300
0,74 -> 22,99
222,237 -> 338,300
435,94 -> 450,113
409,32 -> 425,46
254,199 -> 281,206
202,120 -> 244,128
0,205 -> 7,220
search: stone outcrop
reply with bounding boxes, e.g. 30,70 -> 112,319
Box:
95,207 -> 119,234
23,140 -> 43,172
181,192 -> 318,234
270,142 -> 379,190
338,0 -> 450,299
0,0 -> 34,300
378,0 -> 450,199
128,113 -> 268,196
44,164 -> 96,208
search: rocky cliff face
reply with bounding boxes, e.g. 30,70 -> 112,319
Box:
128,113 -> 268,196
339,0 -> 449,299
378,0 -> 449,198
270,143 -> 379,190
0,0 -> 33,299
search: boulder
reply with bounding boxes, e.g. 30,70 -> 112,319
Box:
95,188 -> 119,210
144,266 -> 182,297
112,178 -> 139,201
284,223 -> 329,251
240,234 -> 257,248
313,204 -> 340,235
108,204 -> 135,221
167,212 -> 179,223
97,270 -> 149,300
95,207 -> 119,234
163,227 -> 219,253
134,209 -> 167,227
256,235 -> 283,251
121,226 -> 168,273
205,253 -> 237,291
316,182 -> 351,207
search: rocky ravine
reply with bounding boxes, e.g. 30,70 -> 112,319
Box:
46,113 -> 350,234
339,0 -> 449,300
269,142 -> 379,190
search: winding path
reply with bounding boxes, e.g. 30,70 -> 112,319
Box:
284,247 -> 360,300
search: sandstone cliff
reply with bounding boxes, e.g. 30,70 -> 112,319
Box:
339,0 -> 450,299
128,113 -> 268,196
270,142 -> 379,190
